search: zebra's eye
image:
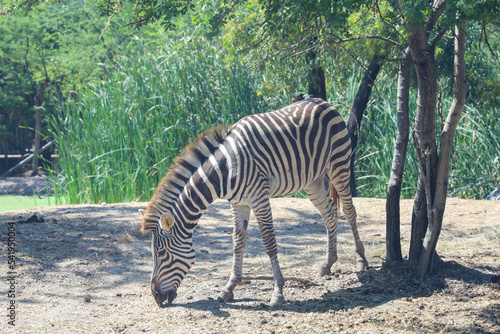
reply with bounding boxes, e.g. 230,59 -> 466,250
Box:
158,249 -> 166,256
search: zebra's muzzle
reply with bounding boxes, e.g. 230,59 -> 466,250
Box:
153,288 -> 177,307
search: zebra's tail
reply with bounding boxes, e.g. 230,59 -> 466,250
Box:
328,180 -> 341,219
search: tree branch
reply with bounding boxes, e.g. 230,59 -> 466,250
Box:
426,0 -> 447,34
374,0 -> 403,40
248,33 -> 314,69
39,39 -> 49,80
431,27 -> 450,49
332,41 -> 382,100
24,35 -> 36,97
326,33 -> 403,50
482,24 -> 496,57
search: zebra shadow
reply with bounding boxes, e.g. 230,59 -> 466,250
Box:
173,259 -> 497,317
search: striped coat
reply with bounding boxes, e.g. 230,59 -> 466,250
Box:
140,98 -> 368,306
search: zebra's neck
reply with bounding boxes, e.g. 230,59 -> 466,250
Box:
142,125 -> 231,233
171,157 -> 228,228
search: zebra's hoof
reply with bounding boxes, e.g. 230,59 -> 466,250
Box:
270,294 -> 285,306
317,266 -> 331,277
217,291 -> 234,303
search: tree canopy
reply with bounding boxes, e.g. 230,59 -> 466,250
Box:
0,0 -> 169,155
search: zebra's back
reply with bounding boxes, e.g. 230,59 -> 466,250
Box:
226,98 -> 352,200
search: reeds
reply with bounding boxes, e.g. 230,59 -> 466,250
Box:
49,42 -> 499,203
49,39 -> 285,204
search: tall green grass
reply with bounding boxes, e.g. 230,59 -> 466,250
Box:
329,67 -> 499,199
345,71 -> 420,199
49,42 -> 499,203
50,39 -> 288,204
449,104 -> 500,199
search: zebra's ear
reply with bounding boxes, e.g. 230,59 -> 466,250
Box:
159,212 -> 175,231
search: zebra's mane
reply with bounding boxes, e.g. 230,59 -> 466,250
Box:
141,124 -> 231,231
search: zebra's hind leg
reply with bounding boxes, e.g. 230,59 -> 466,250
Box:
218,204 -> 251,303
330,174 -> 369,271
305,176 -> 339,277
253,197 -> 285,305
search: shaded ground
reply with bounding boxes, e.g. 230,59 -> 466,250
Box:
0,194 -> 499,333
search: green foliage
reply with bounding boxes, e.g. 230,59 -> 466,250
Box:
49,39 -> 286,204
0,0 -> 170,154
449,104 -> 500,199
464,23 -> 500,109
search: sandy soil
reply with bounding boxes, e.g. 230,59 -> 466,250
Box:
0,195 -> 499,333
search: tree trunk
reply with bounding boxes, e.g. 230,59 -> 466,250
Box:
409,176 -> 429,268
405,0 -> 448,274
31,78 -> 49,176
385,48 -> 411,263
347,59 -> 381,197
408,24 -> 440,272
306,43 -> 327,101
417,23 -> 467,276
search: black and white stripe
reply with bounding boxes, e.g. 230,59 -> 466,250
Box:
142,98 -> 368,306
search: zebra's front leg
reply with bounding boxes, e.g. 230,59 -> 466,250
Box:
305,177 -> 338,277
218,204 -> 251,303
253,197 -> 285,305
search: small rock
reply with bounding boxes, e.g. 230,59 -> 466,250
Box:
260,318 -> 268,325
84,295 -> 92,302
26,214 -> 44,223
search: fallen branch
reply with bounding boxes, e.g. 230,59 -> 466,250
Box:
1,140 -> 54,177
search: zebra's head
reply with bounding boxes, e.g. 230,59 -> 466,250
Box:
140,209 -> 196,307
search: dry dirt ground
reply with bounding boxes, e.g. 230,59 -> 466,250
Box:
0,193 -> 499,333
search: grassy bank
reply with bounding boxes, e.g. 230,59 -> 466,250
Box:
0,195 -> 64,212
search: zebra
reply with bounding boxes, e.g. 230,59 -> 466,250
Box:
139,98 -> 368,307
